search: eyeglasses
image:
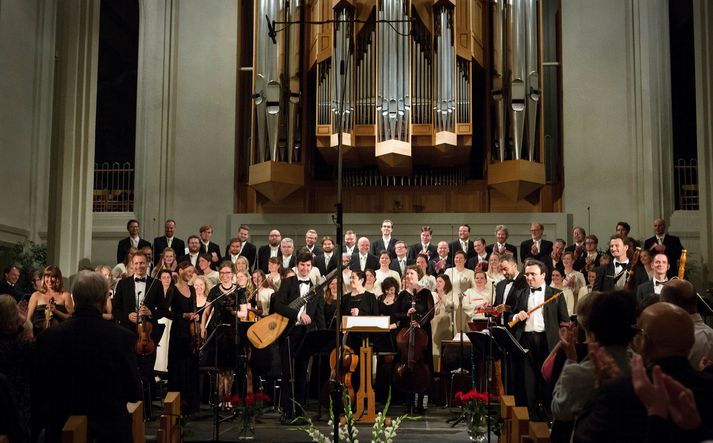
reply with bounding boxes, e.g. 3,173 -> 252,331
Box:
219,271 -> 233,275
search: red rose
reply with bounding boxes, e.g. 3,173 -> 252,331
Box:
455,391 -> 463,401
246,395 -> 255,406
231,394 -> 241,406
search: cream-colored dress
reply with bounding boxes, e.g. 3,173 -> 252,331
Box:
431,290 -> 455,369
374,268 -> 401,296
552,284 -> 576,317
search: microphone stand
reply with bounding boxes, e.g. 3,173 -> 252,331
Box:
452,292 -> 469,376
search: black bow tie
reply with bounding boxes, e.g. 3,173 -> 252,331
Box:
298,280 -> 311,286
614,261 -> 628,268
134,277 -> 146,283
530,287 -> 542,293
655,280 -> 667,286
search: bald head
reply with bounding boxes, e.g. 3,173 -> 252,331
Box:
638,302 -> 694,362
660,279 -> 697,314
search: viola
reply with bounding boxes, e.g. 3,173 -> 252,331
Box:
43,297 -> 56,330
135,303 -> 155,356
393,293 -> 432,394
322,334 -> 358,409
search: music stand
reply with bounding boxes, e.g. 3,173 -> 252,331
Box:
466,330 -> 504,443
237,321 -> 255,398
199,323 -> 230,442
295,329 -> 336,420
490,325 -> 538,413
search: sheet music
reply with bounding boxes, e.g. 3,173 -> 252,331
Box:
343,315 -> 390,330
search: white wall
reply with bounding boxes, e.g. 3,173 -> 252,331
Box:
0,0 -> 53,245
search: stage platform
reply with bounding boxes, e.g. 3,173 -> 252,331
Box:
144,401 -> 485,442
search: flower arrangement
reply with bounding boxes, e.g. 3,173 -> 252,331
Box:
454,389 -> 498,442
230,391 -> 271,440
294,388 -> 414,443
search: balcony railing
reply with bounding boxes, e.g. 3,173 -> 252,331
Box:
93,162 -> 134,212
674,158 -> 698,211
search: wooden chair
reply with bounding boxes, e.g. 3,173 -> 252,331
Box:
521,421 -> 551,443
157,391 -> 182,443
127,401 -> 146,443
511,406 -> 530,443
499,395 -> 516,443
62,416 -> 87,443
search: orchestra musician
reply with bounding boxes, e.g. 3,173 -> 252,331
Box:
396,265 -> 435,414
112,251 -> 165,418
271,252 -> 325,423
26,265 -> 74,336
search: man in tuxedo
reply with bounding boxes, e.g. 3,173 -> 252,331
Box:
643,218 -> 684,278
302,229 -> 324,256
486,224 -> 518,263
370,219 -> 398,258
564,226 -> 586,269
636,252 -> 670,308
111,251 -> 166,419
344,230 -> 357,256
199,224 -> 222,269
153,219 -> 185,265
234,225 -> 257,269
116,219 -> 151,264
450,224 -> 476,262
280,238 -> 297,270
408,225 -> 437,262
520,223 -> 553,264
594,234 -> 637,292
314,236 -> 338,276
180,235 -> 201,267
428,241 -> 452,276
222,238 -> 241,266
271,253 -> 325,422
492,252 -> 526,325
257,229 -> 282,273
352,237 -> 379,272
510,259 -> 569,418
0,265 -> 25,302
467,238 -> 490,271
390,241 -> 411,276
34,270 -> 141,442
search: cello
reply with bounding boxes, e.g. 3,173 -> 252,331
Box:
393,293 -> 433,395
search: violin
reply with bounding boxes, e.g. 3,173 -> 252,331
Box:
135,303 -> 155,356
393,292 -> 432,394
624,247 -> 642,292
190,299 -> 203,356
43,297 -> 56,330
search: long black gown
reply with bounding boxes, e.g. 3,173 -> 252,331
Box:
167,286 -> 199,412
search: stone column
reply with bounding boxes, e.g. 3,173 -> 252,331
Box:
46,0 -> 100,274
693,0 -> 713,283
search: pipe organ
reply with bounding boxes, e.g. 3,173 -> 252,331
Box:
244,0 -> 552,209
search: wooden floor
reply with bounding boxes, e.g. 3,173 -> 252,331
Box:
144,401 -> 486,442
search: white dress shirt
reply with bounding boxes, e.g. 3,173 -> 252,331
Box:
524,285 -> 546,332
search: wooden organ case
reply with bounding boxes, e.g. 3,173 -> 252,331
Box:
238,0 -> 559,213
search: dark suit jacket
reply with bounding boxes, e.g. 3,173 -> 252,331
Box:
389,257 -> 412,276
493,273 -> 528,325
467,254 -> 490,271
643,234 -> 684,278
520,239 -> 553,264
0,279 -> 26,303
511,285 -> 569,352
200,241 -> 222,269
281,255 -> 297,270
428,256 -> 452,276
301,245 -> 324,257
593,262 -> 639,293
449,239 -> 476,262
634,280 -> 667,311
257,245 -> 281,274
271,275 -> 325,331
408,243 -> 437,262
112,275 -> 166,342
486,242 -> 518,263
239,242 -> 257,269
153,236 -> 186,265
350,252 -> 379,272
573,356 -> 713,443
34,306 -> 142,442
370,238 -> 398,259
314,253 -> 338,276
116,237 -> 151,264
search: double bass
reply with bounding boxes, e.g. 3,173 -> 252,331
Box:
393,294 -> 432,394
